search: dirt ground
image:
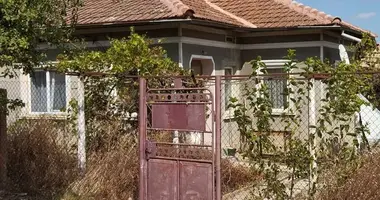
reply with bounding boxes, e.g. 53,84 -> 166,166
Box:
0,190 -> 32,200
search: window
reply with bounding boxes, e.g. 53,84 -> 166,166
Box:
259,60 -> 292,113
224,67 -> 233,108
30,71 -> 67,113
264,67 -> 288,110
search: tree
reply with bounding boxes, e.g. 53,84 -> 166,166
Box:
0,0 -> 81,78
57,30 -> 189,150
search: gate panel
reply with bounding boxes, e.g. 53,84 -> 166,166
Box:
180,162 -> 213,200
151,103 -> 206,132
148,159 -> 178,200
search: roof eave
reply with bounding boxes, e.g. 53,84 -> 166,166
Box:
74,17 -> 192,29
74,18 -> 249,32
74,19 -> 377,40
340,25 -> 378,38
241,24 -> 377,39
298,23 -> 377,38
189,18 -> 249,30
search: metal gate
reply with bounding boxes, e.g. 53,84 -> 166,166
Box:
139,77 -> 221,200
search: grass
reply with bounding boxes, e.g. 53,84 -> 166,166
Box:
318,148 -> 380,200
15,118 -> 380,200
6,118 -> 77,199
5,119 -> 260,199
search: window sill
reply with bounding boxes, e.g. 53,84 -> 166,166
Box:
223,115 -> 235,120
271,111 -> 295,117
222,111 -> 295,119
23,112 -> 68,120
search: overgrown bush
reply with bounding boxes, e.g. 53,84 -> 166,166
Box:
68,136 -> 138,199
221,159 -> 261,194
319,149 -> 380,200
62,120 -> 259,199
7,119 -> 77,199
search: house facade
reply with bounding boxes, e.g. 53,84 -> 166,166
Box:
0,0 -> 377,151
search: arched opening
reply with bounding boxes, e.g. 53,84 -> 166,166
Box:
189,55 -> 215,76
187,55 -> 215,145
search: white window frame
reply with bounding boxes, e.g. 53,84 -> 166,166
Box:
28,70 -> 70,115
257,60 -> 294,115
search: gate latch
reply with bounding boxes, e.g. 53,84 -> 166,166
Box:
145,140 -> 157,159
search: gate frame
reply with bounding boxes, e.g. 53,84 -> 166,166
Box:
138,76 -> 222,200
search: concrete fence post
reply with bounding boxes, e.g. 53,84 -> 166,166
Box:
77,80 -> 86,175
0,89 -> 7,187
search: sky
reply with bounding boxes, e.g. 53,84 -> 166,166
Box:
298,0 -> 380,42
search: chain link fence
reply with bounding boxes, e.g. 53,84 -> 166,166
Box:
219,73 -> 380,199
1,72 -> 380,199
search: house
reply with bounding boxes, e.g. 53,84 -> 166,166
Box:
0,0 -> 377,152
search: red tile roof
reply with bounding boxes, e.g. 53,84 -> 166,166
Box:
211,0 -> 321,28
77,0 -> 247,27
77,0 -> 176,25
180,0 -> 255,27
76,0 -> 376,36
211,0 -> 375,35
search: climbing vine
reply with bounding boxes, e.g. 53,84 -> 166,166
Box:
229,34 -> 378,199
57,28 -> 195,151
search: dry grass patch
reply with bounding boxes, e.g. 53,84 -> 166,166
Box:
7,119 -> 77,199
319,149 -> 380,200
67,135 -> 138,200
5,118 -> 260,199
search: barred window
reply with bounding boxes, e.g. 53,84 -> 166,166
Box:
260,60 -> 292,113
264,67 -> 288,110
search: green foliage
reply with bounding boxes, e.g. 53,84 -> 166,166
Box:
58,29 -> 185,120
228,55 -> 274,160
229,34 -> 378,199
0,0 -> 81,115
57,30 -> 181,76
0,0 -> 81,77
353,32 -> 378,62
67,98 -> 79,137
229,50 -> 312,199
58,29 -> 187,150
0,89 -> 25,115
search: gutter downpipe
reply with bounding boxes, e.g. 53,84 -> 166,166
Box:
341,31 -> 362,43
297,25 -> 364,42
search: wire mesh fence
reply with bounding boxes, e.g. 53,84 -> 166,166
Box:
219,73 -> 380,199
1,71 -> 380,199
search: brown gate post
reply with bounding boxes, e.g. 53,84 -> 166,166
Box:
0,89 -> 7,187
215,76 -> 222,200
139,78 -> 147,200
